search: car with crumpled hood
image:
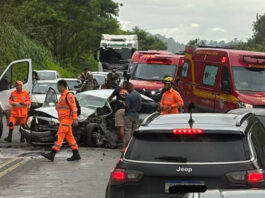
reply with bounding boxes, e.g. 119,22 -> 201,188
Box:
20,89 -> 157,148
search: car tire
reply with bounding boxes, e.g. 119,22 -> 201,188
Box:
83,124 -> 103,147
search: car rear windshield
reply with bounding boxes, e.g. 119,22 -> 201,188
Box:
125,133 -> 251,163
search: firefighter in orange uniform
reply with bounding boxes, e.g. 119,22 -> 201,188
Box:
41,80 -> 81,162
160,76 -> 184,115
4,81 -> 31,143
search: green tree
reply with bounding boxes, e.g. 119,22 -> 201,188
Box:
0,0 -> 120,70
186,38 -> 206,49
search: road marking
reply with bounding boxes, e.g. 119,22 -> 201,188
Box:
0,159 -> 29,178
0,158 -> 18,169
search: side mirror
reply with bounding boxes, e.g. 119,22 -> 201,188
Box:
222,80 -> 231,93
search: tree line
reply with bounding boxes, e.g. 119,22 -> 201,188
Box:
0,0 -> 166,76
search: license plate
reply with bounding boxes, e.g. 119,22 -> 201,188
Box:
165,180 -> 205,193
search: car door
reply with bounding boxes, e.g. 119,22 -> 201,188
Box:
195,64 -> 220,112
43,87 -> 58,107
0,59 -> 32,115
215,66 -> 236,112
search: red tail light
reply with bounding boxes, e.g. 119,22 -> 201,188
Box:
248,172 -> 264,183
111,169 -> 144,185
172,128 -> 203,135
112,170 -> 125,182
226,170 -> 265,187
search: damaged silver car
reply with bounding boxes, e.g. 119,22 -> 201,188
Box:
20,88 -> 157,148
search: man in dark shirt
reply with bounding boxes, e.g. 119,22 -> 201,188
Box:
108,81 -> 129,149
124,82 -> 142,146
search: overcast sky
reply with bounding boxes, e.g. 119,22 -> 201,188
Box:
113,0 -> 265,44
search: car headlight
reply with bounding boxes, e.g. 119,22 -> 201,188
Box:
48,119 -> 59,126
78,115 -> 86,122
238,101 -> 253,109
151,90 -> 156,95
27,116 -> 34,128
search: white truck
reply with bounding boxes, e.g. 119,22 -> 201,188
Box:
96,34 -> 138,71
0,59 -> 32,137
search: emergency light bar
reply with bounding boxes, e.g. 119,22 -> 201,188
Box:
145,56 -> 173,65
242,55 -> 265,65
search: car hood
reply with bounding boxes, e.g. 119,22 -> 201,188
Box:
35,106 -> 96,120
237,91 -> 265,105
130,80 -> 164,90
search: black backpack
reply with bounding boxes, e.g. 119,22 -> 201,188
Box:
65,92 -> 81,116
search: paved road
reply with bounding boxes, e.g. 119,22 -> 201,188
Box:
0,118 -> 120,198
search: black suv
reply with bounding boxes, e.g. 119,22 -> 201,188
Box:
106,113 -> 265,198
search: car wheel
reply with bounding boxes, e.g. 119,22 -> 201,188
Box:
83,124 -> 103,147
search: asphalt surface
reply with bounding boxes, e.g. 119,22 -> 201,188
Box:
0,117 -> 120,198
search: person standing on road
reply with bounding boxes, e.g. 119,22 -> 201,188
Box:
4,81 -> 31,143
108,81 -> 129,149
159,76 -> 184,115
124,83 -> 142,146
41,80 -> 81,162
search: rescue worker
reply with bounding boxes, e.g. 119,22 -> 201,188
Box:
159,76 -> 184,115
41,80 -> 81,162
4,81 -> 31,143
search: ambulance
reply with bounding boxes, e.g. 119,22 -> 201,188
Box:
179,47 -> 265,112
130,54 -> 184,99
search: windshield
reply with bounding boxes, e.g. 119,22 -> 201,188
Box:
128,62 -> 137,74
232,67 -> 265,92
37,71 -> 57,80
100,48 -> 132,63
125,134 -> 251,163
33,83 -> 59,94
76,94 -> 106,109
133,64 -> 176,81
66,80 -> 80,90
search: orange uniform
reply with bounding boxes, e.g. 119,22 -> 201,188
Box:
8,89 -> 31,129
52,90 -> 78,152
160,88 -> 184,115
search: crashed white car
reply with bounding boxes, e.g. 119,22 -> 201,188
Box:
20,89 -> 158,148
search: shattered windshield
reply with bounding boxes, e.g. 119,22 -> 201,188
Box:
76,94 -> 106,109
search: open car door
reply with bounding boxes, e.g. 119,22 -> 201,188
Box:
0,59 -> 32,115
43,87 -> 58,107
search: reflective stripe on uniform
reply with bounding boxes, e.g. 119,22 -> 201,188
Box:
57,106 -> 70,110
62,124 -> 69,127
69,143 -> 77,147
53,144 -> 61,148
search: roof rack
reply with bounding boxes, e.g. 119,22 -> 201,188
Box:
141,112 -> 160,127
198,45 -> 236,50
236,112 -> 253,126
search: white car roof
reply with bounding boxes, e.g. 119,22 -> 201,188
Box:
35,70 -> 58,73
59,78 -> 81,81
35,80 -> 59,84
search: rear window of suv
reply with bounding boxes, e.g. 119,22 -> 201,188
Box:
125,133 -> 251,163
